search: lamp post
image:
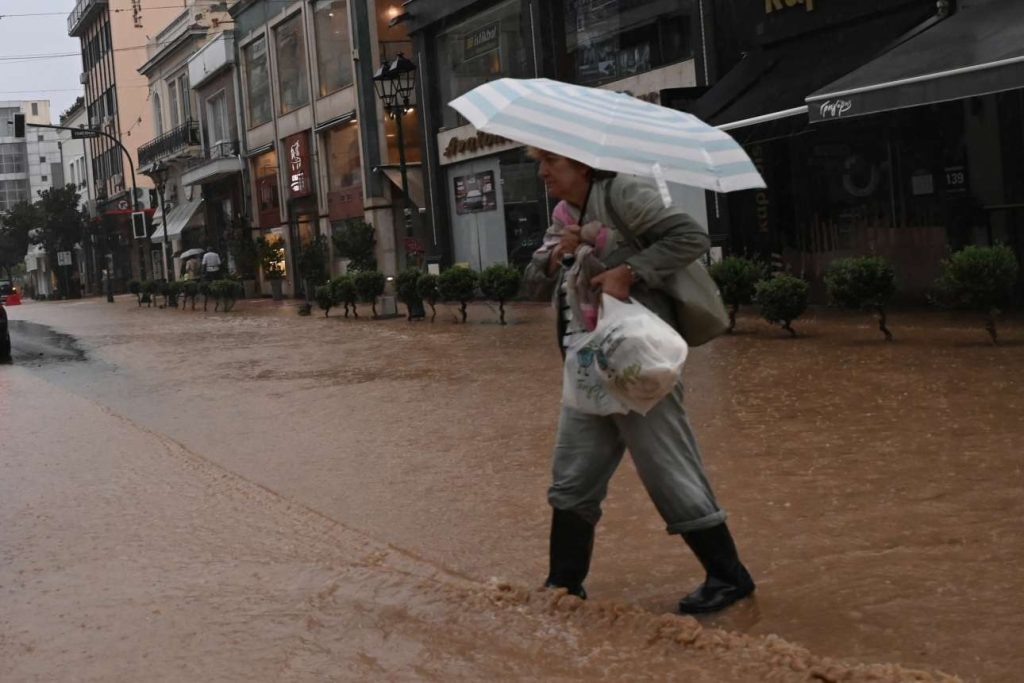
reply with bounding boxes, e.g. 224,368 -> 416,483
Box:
147,163 -> 173,283
372,53 -> 417,242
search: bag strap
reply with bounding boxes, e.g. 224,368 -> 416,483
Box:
602,180 -> 645,253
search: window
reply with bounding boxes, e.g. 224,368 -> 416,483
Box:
244,36 -> 272,127
38,135 -> 44,142
178,76 -> 191,122
40,156 -> 47,163
41,175 -> 48,182
437,0 -> 529,128
0,143 -> 27,173
561,0 -> 693,86
314,1 -> 353,97
275,13 -> 310,114
0,179 -> 30,212
167,81 -> 180,128
31,102 -> 39,115
385,106 -> 422,164
324,121 -> 363,219
153,92 -> 164,136
206,91 -> 229,149
0,108 -> 17,136
252,149 -> 280,227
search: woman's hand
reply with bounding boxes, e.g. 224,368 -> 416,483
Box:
590,264 -> 634,301
548,225 -> 582,275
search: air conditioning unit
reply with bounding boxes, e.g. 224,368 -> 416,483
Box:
79,72 -> 89,84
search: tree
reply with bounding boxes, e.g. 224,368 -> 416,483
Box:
31,185 -> 87,299
934,245 -> 1019,344
754,275 -> 809,337
331,219 -> 377,272
0,201 -> 36,284
824,256 -> 896,341
479,264 -> 522,325
438,267 -> 479,323
708,256 -> 766,333
297,234 -> 329,301
314,284 -> 337,317
353,270 -> 386,318
330,275 -> 357,317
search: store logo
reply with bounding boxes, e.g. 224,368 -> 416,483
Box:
818,99 -> 853,119
443,131 -> 511,159
766,0 -> 815,14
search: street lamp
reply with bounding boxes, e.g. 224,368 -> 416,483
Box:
148,163 -> 173,284
372,53 -> 417,241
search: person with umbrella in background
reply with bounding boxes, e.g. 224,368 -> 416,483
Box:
451,79 -> 764,614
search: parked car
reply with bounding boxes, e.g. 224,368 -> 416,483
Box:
0,280 -> 13,304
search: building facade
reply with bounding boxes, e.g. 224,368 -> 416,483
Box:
137,0 -> 231,281
405,0 -> 709,271
68,0 -> 186,287
58,99 -> 100,295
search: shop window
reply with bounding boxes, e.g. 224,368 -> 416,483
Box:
324,121 -> 363,220
244,37 -> 273,127
252,149 -> 280,228
385,106 -> 422,164
314,0 -> 353,97
437,0 -> 529,129
561,0 -> 693,86
275,13 -> 310,115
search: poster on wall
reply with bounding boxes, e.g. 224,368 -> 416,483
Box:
453,171 -> 497,215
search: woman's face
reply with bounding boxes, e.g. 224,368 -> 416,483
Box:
536,152 -> 590,206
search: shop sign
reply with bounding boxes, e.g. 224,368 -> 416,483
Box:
817,98 -> 854,120
438,125 -> 518,165
943,165 -> 968,194
285,131 -> 312,198
453,171 -> 497,215
328,185 -> 364,220
766,0 -> 815,14
464,22 -> 499,61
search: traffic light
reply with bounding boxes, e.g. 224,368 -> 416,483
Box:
13,113 -> 25,138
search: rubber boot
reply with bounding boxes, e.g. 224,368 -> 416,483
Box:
678,523 -> 755,614
543,508 -> 595,599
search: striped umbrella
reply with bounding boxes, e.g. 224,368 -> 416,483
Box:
449,78 -> 765,196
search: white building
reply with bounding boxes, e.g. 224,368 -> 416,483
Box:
1,100 -> 62,297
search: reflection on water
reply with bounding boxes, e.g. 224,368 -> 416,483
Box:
9,299 -> 1022,681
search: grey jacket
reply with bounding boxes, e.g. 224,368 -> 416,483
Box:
524,175 -> 710,334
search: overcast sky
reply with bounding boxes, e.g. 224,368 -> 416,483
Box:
0,0 -> 83,117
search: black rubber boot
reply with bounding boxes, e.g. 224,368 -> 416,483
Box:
678,523 -> 755,614
543,508 -> 595,599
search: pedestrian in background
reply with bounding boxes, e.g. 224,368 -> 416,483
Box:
524,148 -> 755,614
201,247 -> 221,282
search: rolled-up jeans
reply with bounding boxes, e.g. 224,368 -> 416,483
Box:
548,382 -> 727,535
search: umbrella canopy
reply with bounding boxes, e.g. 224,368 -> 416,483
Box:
179,248 -> 204,260
449,78 -> 765,195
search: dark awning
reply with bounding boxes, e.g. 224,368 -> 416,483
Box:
807,0 -> 1024,123
691,7 -> 934,135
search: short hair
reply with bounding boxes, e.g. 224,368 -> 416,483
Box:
526,147 -> 616,180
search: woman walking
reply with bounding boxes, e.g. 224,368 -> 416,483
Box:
525,149 -> 755,614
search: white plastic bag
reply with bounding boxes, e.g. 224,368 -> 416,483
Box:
562,295 -> 688,416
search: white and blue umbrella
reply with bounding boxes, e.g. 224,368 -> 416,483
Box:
449,78 -> 765,197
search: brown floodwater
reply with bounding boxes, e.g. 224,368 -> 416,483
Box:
4,296 -> 1022,681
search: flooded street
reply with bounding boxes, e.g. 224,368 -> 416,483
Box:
3,297 -> 1021,681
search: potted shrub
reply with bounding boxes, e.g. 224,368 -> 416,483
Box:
141,280 -> 157,307
298,234 -> 329,303
210,279 -> 244,312
156,279 -> 172,308
198,280 -> 213,311
167,280 -> 183,309
314,283 -> 338,317
353,270 -> 386,318
754,274 -> 809,337
417,273 -> 440,322
708,256 -> 766,333
181,280 -> 199,310
438,266 -> 479,323
934,244 -> 1019,343
229,233 -> 260,298
128,280 -> 142,306
479,263 -> 522,325
331,275 -> 358,318
824,256 -> 896,341
395,268 -> 425,321
257,236 -> 286,300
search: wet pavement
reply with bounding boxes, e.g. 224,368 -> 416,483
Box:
3,296 -> 1021,681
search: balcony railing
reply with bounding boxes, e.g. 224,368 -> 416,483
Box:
207,140 -> 239,160
68,0 -> 108,37
138,120 -> 201,169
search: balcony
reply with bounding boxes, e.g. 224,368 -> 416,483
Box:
188,32 -> 235,89
68,0 -> 108,37
138,120 -> 202,170
181,140 -> 244,188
